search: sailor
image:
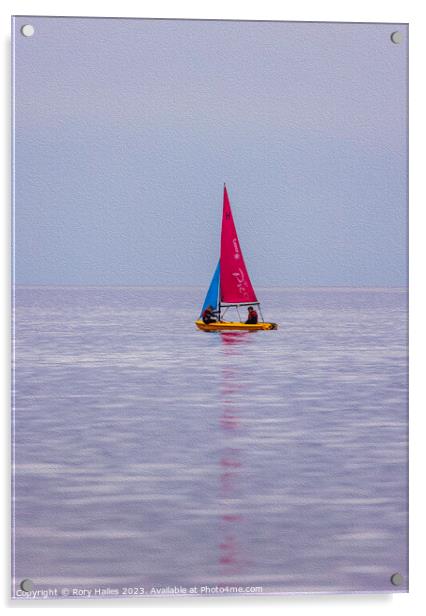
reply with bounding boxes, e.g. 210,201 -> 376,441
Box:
202,305 -> 218,324
245,306 -> 258,324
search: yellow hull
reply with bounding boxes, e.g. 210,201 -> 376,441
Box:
195,320 -> 278,332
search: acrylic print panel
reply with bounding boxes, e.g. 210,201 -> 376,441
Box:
12,16 -> 408,599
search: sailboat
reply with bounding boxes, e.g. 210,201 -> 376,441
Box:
195,185 -> 278,332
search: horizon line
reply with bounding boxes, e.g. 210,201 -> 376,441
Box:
13,284 -> 407,291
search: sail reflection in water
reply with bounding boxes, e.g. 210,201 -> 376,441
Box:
217,332 -> 252,578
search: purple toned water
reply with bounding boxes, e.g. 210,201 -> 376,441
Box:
12,287 -> 408,598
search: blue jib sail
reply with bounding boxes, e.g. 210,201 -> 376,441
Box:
200,261 -> 220,316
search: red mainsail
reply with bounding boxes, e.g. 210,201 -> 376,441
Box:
220,186 -> 258,305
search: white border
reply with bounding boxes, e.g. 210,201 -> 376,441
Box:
2,1 -> 424,614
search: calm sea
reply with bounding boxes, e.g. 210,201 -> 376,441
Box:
12,287 -> 408,598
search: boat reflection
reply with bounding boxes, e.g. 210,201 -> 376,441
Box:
217,331 -> 252,577
219,331 -> 252,346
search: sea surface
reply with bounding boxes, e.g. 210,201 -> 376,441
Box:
12,287 -> 408,598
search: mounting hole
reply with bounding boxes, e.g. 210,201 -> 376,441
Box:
20,578 -> 34,592
21,24 -> 35,37
390,572 -> 403,586
390,31 -> 402,44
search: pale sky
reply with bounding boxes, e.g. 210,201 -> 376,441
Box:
13,17 -> 408,286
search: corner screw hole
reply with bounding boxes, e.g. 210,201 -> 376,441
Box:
390,573 -> 403,586
21,25 -> 35,37
20,579 -> 34,592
